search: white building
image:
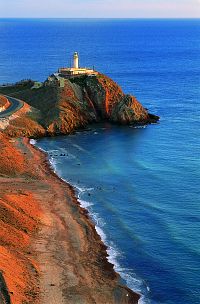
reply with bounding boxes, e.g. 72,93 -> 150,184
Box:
73,52 -> 79,69
58,52 -> 98,77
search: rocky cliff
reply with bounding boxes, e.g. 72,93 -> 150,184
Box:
0,73 -> 159,137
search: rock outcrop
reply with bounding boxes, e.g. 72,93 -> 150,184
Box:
0,96 -> 10,112
0,73 -> 159,137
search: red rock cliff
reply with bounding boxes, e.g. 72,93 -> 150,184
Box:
0,73 -> 159,137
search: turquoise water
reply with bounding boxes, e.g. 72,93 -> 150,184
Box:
1,19 -> 200,304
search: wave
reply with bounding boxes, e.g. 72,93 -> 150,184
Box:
75,190 -> 151,304
53,164 -> 151,301
29,138 -> 37,145
130,125 -> 147,129
49,157 -> 59,170
78,199 -> 93,208
72,143 -> 88,153
74,184 -> 94,195
60,176 -> 150,302
93,220 -> 150,303
31,139 -> 151,303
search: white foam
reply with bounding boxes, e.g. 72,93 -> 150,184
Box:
84,210 -> 151,303
35,145 -> 47,153
78,199 -> 93,208
29,139 -> 48,154
86,211 -> 150,301
107,244 -> 121,268
131,125 -> 147,129
138,296 -> 150,304
77,185 -> 93,193
49,157 -> 57,168
92,212 -> 107,228
70,179 -> 151,302
29,138 -> 37,145
48,149 -> 60,153
33,144 -> 151,303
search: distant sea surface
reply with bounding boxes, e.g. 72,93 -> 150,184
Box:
1,19 -> 200,304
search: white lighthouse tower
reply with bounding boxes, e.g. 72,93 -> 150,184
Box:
58,51 -> 97,76
73,52 -> 79,69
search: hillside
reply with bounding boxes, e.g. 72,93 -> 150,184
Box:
0,73 -> 159,137
0,131 -> 140,304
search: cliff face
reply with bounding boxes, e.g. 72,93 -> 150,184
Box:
0,132 -> 41,303
81,74 -> 155,124
0,73 -> 159,137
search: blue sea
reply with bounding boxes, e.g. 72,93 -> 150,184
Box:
1,19 -> 200,304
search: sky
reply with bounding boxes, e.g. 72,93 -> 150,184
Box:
0,0 -> 200,18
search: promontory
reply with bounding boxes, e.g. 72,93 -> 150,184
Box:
0,68 -> 159,304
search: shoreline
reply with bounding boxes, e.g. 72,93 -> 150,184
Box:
0,132 -> 140,303
30,138 -> 144,302
27,137 -> 141,303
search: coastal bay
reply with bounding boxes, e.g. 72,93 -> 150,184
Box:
0,18 -> 199,304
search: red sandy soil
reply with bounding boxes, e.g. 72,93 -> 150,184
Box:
0,132 -> 140,303
0,96 -> 10,109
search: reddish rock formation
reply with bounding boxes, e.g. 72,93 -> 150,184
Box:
0,73 -> 159,138
0,133 -> 41,303
0,96 -> 10,112
82,73 -> 157,124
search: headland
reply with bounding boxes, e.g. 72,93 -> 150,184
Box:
0,57 -> 159,303
0,53 -> 158,138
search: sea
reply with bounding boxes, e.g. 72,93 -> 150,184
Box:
0,19 -> 200,304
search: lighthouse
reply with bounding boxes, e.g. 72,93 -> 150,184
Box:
73,52 -> 79,69
58,51 -> 97,76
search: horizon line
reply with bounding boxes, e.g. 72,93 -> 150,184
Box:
0,17 -> 200,20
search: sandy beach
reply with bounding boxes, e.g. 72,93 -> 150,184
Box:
0,133 -> 140,303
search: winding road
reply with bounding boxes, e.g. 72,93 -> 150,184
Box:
0,95 -> 24,118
